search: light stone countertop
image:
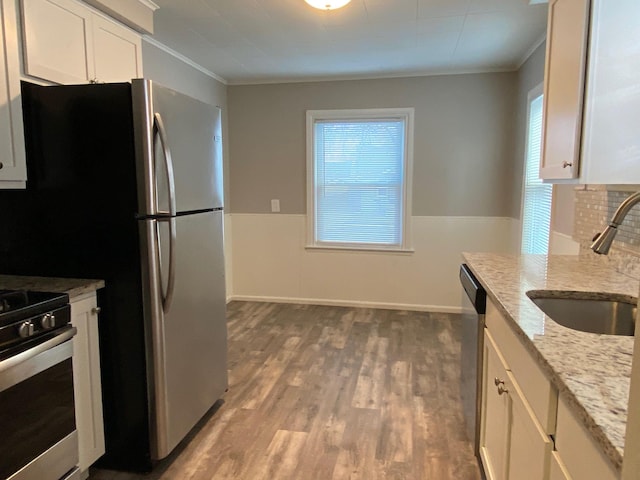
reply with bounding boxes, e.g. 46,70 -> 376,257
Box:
0,274 -> 105,300
462,252 -> 638,474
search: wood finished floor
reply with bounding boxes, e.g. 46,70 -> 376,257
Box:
90,302 -> 481,480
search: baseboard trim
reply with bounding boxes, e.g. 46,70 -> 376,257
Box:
227,295 -> 462,314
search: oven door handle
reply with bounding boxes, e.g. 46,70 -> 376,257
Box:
0,326 -> 76,373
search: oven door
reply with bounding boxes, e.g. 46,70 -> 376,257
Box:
0,326 -> 78,480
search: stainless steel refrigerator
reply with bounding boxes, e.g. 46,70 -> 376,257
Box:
0,79 -> 228,472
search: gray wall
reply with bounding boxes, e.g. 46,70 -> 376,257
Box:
228,73 -> 517,216
509,41 -> 546,219
141,40 -> 230,205
509,41 -> 575,236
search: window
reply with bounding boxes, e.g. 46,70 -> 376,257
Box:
521,85 -> 552,254
306,108 -> 414,251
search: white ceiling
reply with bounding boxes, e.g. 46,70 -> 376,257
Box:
150,0 -> 548,85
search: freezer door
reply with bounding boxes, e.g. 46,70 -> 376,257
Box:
132,79 -> 224,216
139,210 -> 228,460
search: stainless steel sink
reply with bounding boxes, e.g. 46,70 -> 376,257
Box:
526,291 -> 637,336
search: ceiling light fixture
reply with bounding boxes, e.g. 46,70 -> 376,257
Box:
304,0 -> 351,10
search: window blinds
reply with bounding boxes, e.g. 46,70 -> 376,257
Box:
313,119 -> 406,246
521,94 -> 552,254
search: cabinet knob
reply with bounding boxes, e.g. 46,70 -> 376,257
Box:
41,312 -> 56,329
497,384 -> 509,395
562,161 -> 573,168
18,321 -> 35,338
494,377 -> 502,386
91,306 -> 102,315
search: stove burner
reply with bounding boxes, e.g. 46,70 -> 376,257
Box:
0,290 -> 29,314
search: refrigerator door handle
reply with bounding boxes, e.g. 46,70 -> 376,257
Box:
153,113 -> 177,217
154,112 -> 177,313
156,216 -> 177,314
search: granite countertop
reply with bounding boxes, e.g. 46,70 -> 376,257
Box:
0,274 -> 105,300
463,252 -> 638,474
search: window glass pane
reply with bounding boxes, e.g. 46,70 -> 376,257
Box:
521,93 -> 553,254
314,119 -> 405,246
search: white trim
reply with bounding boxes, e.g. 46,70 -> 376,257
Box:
227,295 -> 462,314
516,32 -> 547,70
138,0 -> 159,10
305,245 -> 415,254
141,36 -> 228,84
549,231 -> 580,255
0,181 -> 26,189
227,66 -> 515,86
229,212 -> 306,218
305,108 -> 415,251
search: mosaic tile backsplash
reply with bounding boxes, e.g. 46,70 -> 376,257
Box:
574,185 -> 640,280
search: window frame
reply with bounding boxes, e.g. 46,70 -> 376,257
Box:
305,108 -> 414,252
520,82 -> 553,254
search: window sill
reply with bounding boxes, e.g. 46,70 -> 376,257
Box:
305,245 -> 415,254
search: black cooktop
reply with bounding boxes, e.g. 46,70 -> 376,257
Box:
0,290 -> 69,327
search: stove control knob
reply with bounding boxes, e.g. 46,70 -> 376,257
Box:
41,313 -> 56,329
18,321 -> 35,338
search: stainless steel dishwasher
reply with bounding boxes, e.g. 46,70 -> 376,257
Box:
459,264 -> 486,459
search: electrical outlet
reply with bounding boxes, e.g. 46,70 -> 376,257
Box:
271,199 -> 280,213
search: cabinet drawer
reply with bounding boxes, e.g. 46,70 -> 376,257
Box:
555,395 -> 617,480
486,300 -> 557,434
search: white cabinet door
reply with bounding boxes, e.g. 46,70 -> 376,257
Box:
507,369 -> 553,480
540,0 -> 590,180
21,0 -> 94,84
555,395 -> 618,480
21,0 -> 143,85
0,0 -> 26,184
92,14 -> 143,83
480,330 -> 511,480
549,451 -> 572,480
71,294 -> 105,474
580,0 -> 640,184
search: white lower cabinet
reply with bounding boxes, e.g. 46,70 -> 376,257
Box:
507,368 -> 553,480
550,451 -> 572,480
70,293 -> 105,476
480,330 -> 511,480
481,330 -> 552,480
481,298 -> 620,480
554,395 -> 617,480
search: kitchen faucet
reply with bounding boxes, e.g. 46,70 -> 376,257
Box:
591,191 -> 640,254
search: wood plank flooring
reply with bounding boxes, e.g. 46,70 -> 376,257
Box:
90,302 -> 481,480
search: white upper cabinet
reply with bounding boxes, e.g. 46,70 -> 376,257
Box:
540,0 -> 589,180
0,0 -> 26,185
541,0 -> 640,184
21,0 -> 143,85
21,0 -> 94,84
92,14 -> 143,83
579,0 -> 640,184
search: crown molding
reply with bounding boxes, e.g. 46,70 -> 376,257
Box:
143,36 -> 228,85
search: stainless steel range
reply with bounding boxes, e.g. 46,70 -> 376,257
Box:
0,290 -> 79,480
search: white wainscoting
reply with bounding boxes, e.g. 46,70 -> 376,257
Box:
224,213 -> 233,301
228,214 -> 519,312
549,231 -> 581,255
